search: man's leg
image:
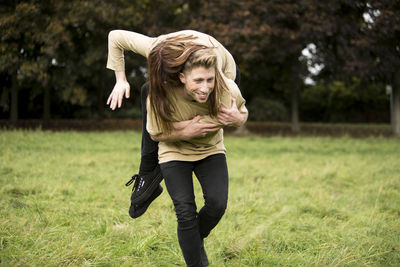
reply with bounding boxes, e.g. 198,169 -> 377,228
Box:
193,154 -> 228,266
161,161 -> 203,267
194,154 -> 229,239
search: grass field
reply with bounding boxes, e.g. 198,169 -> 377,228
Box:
0,130 -> 399,266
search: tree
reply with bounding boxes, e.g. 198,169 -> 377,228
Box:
175,0 -> 342,132
0,2 -> 44,124
0,0 -> 147,124
1,1 -> 75,125
315,0 -> 400,135
365,1 -> 400,136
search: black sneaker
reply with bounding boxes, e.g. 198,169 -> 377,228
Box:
129,184 -> 163,219
125,165 -> 163,205
200,239 -> 209,266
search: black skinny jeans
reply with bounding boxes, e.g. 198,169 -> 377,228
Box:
138,83 -> 159,176
160,154 -> 229,267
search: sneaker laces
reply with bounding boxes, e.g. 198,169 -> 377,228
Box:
125,174 -> 141,192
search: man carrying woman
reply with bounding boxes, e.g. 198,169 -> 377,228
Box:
106,30 -> 247,266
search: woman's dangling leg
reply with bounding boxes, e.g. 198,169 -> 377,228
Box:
139,82 -> 159,175
127,83 -> 162,218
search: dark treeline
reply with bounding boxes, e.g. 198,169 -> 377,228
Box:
1,0 -> 399,135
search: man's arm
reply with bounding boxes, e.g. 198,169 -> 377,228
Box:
217,98 -> 248,127
150,116 -> 220,142
217,77 -> 248,127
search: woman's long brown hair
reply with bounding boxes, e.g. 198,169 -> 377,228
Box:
147,35 -> 228,134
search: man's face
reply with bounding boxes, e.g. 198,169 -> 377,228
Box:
179,66 -> 215,103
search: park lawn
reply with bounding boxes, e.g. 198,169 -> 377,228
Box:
0,130 -> 399,266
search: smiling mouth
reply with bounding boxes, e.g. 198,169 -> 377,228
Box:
197,93 -> 208,99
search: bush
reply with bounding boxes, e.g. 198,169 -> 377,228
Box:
248,98 -> 288,121
300,80 -> 390,123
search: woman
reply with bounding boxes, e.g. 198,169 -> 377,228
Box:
106,30 -> 242,218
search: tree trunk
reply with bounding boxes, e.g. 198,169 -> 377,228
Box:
393,71 -> 400,136
290,60 -> 300,133
97,86 -> 104,120
10,74 -> 18,126
291,84 -> 300,133
43,86 -> 51,127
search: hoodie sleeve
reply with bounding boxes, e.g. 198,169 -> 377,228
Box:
106,30 -> 156,71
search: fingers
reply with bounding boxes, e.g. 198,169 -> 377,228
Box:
107,92 -> 117,110
208,126 -> 221,131
217,112 -> 228,120
199,126 -> 220,136
219,107 -> 229,114
192,115 -> 202,122
205,125 -> 220,133
106,86 -> 130,110
118,93 -> 123,108
200,124 -> 220,134
217,114 -> 230,125
111,97 -> 117,110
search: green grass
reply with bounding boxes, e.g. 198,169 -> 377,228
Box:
1,130 -> 399,266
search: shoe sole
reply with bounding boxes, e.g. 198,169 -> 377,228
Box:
129,185 -> 163,219
132,166 -> 163,205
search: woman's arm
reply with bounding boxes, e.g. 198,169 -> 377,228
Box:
106,30 -> 156,109
106,30 -> 155,71
106,71 -> 130,110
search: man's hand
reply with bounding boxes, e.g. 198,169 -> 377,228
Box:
106,71 -> 130,110
180,116 -> 221,140
217,98 -> 246,126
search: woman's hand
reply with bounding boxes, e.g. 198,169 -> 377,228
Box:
217,98 -> 247,126
106,71 -> 130,110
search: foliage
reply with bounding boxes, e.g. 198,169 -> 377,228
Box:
301,79 -> 390,122
0,0 -> 399,124
0,130 -> 399,266
248,98 -> 288,122
313,0 -> 400,84
0,0 -> 147,117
